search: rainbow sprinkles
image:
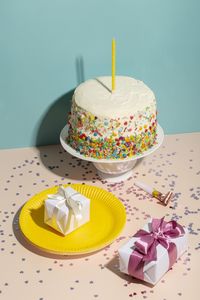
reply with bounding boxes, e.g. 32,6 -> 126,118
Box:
66,76 -> 157,159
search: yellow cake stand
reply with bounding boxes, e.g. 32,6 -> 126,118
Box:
19,184 -> 126,255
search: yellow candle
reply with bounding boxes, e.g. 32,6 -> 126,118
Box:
112,38 -> 116,91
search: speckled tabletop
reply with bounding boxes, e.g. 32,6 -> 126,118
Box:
0,132 -> 200,300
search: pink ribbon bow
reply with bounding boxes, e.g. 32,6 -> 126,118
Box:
128,218 -> 185,280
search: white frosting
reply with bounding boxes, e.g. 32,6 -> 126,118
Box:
74,76 -> 156,118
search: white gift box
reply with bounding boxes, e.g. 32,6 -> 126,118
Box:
44,186 -> 90,235
118,218 -> 187,285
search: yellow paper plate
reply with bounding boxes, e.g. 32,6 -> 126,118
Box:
19,184 -> 126,255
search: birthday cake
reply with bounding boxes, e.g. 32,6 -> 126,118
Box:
66,76 -> 157,159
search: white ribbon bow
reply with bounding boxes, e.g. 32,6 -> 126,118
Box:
48,186 -> 83,220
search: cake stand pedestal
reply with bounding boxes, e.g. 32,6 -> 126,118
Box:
92,160 -> 137,182
60,124 -> 164,183
95,169 -> 134,182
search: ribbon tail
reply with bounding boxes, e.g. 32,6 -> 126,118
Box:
168,242 -> 177,269
128,250 -> 145,281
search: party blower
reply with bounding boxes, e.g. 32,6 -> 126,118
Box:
135,181 -> 173,206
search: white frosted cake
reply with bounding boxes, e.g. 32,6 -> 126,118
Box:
67,76 -> 157,159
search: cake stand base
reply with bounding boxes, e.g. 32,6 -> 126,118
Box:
97,169 -> 133,182
93,160 -> 137,182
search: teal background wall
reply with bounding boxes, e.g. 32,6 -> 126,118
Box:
0,0 -> 200,149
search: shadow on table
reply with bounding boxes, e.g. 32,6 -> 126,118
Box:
13,206 -> 101,259
105,255 -> 153,288
37,145 -> 101,181
37,143 -> 144,183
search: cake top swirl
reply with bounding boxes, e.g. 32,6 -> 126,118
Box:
74,76 -> 156,118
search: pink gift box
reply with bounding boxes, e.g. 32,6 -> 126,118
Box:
118,217 -> 188,285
